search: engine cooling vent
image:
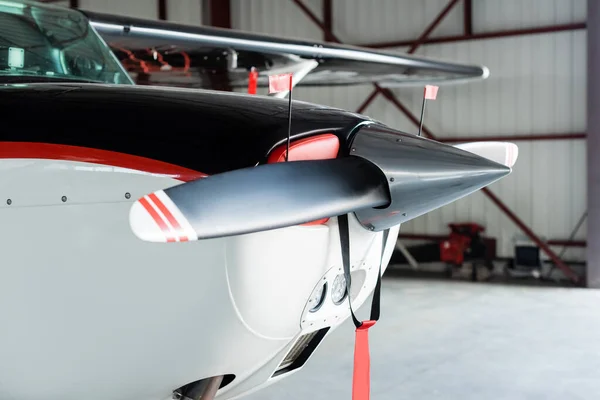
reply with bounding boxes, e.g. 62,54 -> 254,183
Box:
272,327 -> 329,377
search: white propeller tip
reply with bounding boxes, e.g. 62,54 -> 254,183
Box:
128,191 -> 198,243
129,198 -> 169,243
504,143 -> 518,168
454,141 -> 519,168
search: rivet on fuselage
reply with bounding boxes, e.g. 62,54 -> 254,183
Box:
390,177 -> 395,182
61,196 -> 67,203
125,192 -> 131,199
6,199 -> 11,205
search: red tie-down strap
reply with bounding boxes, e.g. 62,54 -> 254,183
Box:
338,214 -> 389,400
353,320 -> 376,400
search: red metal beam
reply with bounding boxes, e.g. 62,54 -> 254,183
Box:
383,91 -> 580,283
548,240 -> 586,247
463,0 -> 473,35
289,0 -> 580,284
323,0 -> 333,42
158,0 -> 167,20
481,187 -> 579,282
291,0 -> 342,42
356,88 -> 381,114
408,0 -> 462,54
399,234 -> 586,248
399,233 -> 447,241
354,0 -> 461,115
209,0 -> 231,29
379,89 -> 436,139
439,132 -> 587,143
293,0 -> 461,115
362,22 -> 586,49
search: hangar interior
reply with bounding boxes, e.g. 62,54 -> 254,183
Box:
8,0 -> 596,399
49,0 -> 589,284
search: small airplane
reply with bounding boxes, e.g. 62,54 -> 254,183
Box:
0,2 -> 517,400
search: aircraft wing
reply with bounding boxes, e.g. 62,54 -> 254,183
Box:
82,11 -> 489,91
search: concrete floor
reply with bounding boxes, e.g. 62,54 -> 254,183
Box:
246,276 -> 600,400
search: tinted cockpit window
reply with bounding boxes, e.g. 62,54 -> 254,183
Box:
0,1 -> 133,84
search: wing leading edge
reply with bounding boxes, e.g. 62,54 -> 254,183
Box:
82,11 -> 489,90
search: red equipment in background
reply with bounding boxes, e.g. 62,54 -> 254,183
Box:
440,223 -> 485,265
440,223 -> 494,280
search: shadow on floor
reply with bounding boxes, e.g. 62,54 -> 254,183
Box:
384,265 -> 580,288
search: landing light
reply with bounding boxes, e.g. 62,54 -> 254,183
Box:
331,274 -> 347,305
309,282 -> 327,312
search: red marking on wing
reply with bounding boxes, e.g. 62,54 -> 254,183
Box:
138,197 -> 176,242
148,193 -> 189,242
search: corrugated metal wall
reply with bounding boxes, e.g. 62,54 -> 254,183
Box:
231,0 -> 587,260
71,0 -> 586,259
75,0 -> 203,24
79,0 -> 159,19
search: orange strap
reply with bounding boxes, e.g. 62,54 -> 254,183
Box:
353,320 -> 376,400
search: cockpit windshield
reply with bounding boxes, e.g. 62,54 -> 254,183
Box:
0,0 -> 133,84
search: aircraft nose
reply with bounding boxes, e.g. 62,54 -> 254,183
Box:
349,124 -> 512,231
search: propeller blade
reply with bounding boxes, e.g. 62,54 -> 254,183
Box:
129,158 -> 390,242
453,141 -> 519,168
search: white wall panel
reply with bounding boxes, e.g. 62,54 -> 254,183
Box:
77,0 -> 201,24
230,0 -> 587,259
78,0 -> 158,20
474,0 -> 586,33
369,32 -> 587,138
167,0 -> 202,25
332,0 -> 464,45
51,1 -> 70,7
389,31 -> 586,258
232,0 -> 323,40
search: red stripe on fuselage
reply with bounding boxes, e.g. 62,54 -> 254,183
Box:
138,197 -> 176,242
0,142 -> 207,182
148,193 -> 189,242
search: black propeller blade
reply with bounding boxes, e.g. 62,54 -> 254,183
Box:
129,157 -> 390,242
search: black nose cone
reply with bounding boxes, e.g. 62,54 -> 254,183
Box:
350,124 -> 511,231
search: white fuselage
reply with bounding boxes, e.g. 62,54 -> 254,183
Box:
0,157 -> 399,400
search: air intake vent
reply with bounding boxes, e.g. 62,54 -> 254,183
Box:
272,327 -> 329,377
